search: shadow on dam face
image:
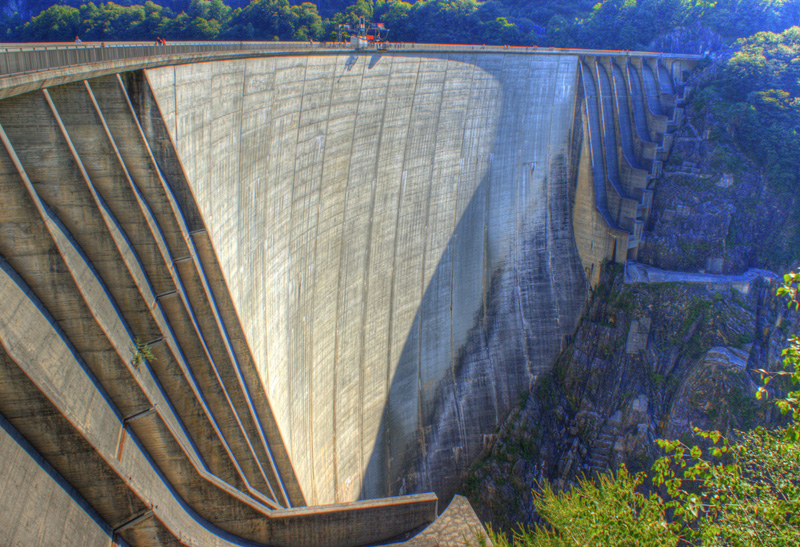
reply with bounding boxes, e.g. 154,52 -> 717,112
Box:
144,51 -> 589,505
361,147 -> 588,503
358,54 -> 589,499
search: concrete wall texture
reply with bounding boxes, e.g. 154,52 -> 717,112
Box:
145,52 -> 588,504
0,415 -> 113,547
0,45 -> 693,545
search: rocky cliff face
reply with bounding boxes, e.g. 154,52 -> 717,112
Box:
638,70 -> 800,274
463,265 -> 798,531
649,26 -> 726,55
464,55 -> 800,531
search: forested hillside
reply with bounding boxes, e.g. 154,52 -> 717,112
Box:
1,0 -> 798,49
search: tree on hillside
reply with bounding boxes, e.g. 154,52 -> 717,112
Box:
0,0 -> 75,21
219,0 -> 322,40
14,4 -> 81,41
78,2 -> 148,40
698,27 -> 800,191
372,0 -> 528,45
186,0 -> 231,24
327,0 -> 373,40
698,0 -> 800,39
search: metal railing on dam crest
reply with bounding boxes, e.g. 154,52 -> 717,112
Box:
0,39 -> 698,77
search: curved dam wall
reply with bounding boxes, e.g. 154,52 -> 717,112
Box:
144,52 -> 589,504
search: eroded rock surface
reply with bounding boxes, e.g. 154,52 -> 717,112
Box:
464,266 -> 797,531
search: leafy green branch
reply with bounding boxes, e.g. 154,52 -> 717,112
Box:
756,272 -> 800,441
639,271 -> 800,546
132,337 -> 156,368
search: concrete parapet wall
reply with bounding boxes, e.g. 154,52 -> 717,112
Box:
0,415 -> 114,547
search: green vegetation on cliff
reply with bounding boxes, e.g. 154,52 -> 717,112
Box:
697,27 -> 800,193
489,273 -> 800,546
462,262 -> 785,532
638,24 -> 800,274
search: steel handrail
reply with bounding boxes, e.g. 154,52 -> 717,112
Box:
0,40 -> 702,78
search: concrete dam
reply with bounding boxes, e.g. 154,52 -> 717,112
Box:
0,42 -> 696,545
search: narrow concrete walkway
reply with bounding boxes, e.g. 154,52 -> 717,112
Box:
625,261 -> 777,288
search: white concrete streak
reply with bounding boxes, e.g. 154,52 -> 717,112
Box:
146,52 -> 579,504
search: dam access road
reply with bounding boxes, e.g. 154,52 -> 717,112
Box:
0,41 -> 698,546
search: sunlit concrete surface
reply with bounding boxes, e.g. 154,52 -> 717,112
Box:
146,52 -> 589,504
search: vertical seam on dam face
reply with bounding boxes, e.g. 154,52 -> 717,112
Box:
0,49 -> 695,540
311,56 -> 344,504
287,55 -> 305,500
384,56 -> 421,498
416,54 -> 448,479
358,52 -> 393,502
513,57 -> 536,382
451,58 -> 478,459
332,54 -> 361,503
307,57 -> 330,506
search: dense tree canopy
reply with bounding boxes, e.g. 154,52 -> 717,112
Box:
7,0 -> 324,41
695,26 -> 800,193
3,0 -> 800,47
219,0 -> 323,40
